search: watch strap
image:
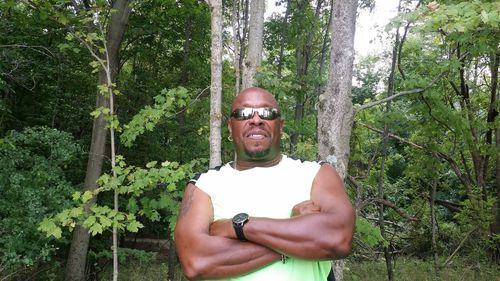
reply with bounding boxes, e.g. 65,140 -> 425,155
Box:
234,224 -> 247,241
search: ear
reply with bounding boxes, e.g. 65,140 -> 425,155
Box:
227,119 -> 232,136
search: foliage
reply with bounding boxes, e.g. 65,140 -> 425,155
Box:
355,217 -> 386,248
1,0 -> 499,278
120,87 -> 190,147
38,155 -> 202,239
39,84 -> 205,241
0,126 -> 81,275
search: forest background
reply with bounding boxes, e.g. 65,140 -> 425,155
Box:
0,0 -> 499,280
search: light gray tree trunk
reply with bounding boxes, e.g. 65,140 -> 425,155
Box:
242,0 -> 265,90
64,1 -> 132,280
207,0 -> 223,168
317,0 -> 358,280
232,0 -> 242,95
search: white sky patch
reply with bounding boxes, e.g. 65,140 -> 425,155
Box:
265,0 -> 400,58
355,0 -> 400,57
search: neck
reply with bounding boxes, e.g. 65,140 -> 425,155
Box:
234,154 -> 282,171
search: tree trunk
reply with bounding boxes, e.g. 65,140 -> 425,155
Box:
315,0 -> 334,97
377,1 -> 404,278
488,52 -> 499,236
317,0 -> 358,280
207,0 -> 223,168
277,0 -> 291,79
242,0 -> 265,90
378,122 -> 393,281
430,181 -> 439,279
239,0 -> 249,87
64,1 -> 132,280
291,0 -> 323,149
232,0 -> 242,95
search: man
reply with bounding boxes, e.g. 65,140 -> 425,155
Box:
175,87 -> 355,280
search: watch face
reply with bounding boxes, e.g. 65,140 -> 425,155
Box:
233,213 -> 249,224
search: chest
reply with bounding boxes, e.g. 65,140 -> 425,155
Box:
211,166 -> 315,219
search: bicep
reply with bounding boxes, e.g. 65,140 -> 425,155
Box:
175,183 -> 213,253
311,164 -> 354,220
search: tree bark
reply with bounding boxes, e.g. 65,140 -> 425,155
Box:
277,0 -> 291,79
488,52 -> 499,236
377,1 -> 405,278
64,1 -> 132,280
430,181 -> 439,279
315,0 -> 334,98
242,0 -> 265,90
291,0 -> 324,149
207,0 -> 223,168
317,0 -> 358,280
232,0 -> 242,95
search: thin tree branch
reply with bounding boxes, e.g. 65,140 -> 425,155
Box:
441,229 -> 474,268
350,175 -> 419,222
360,122 -> 424,149
359,197 -> 420,222
423,195 -> 462,212
0,44 -> 55,57
356,52 -> 469,113
360,122 -> 473,193
355,72 -> 445,113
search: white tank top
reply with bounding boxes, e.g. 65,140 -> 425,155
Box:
191,155 -> 331,281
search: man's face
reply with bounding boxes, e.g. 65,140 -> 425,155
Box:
228,88 -> 284,162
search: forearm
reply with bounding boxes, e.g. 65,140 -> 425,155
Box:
177,234 -> 280,280
244,212 -> 354,260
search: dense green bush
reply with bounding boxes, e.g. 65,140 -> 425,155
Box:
0,126 -> 82,277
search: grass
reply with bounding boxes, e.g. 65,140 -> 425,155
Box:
344,257 -> 500,281
99,258 -> 187,281
97,254 -> 499,281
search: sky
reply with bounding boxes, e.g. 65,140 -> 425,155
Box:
355,0 -> 400,57
265,0 -> 401,57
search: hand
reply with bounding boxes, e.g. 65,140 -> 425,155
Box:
209,219 -> 235,239
291,200 -> 321,217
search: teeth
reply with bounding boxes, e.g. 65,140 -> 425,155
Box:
248,134 -> 265,139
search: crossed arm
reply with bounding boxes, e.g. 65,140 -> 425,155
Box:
174,164 -> 356,280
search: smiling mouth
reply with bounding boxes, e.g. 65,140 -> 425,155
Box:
247,133 -> 266,140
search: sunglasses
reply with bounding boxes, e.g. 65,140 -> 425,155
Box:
230,107 -> 281,120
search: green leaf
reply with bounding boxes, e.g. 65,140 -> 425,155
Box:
81,191 -> 94,203
126,220 -> 144,232
72,191 -> 81,201
38,218 -> 62,239
83,215 -> 96,228
69,207 -> 83,218
89,223 -> 103,236
127,198 -> 138,213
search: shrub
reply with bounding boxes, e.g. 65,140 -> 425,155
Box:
0,126 -> 81,277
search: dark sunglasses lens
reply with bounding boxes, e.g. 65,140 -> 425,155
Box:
231,108 -> 280,120
231,108 -> 251,120
258,108 -> 275,120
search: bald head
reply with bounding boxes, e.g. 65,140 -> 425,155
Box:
228,87 -> 284,166
231,87 -> 280,112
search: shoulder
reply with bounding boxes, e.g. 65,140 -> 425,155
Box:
189,163 -> 228,185
282,154 -> 326,170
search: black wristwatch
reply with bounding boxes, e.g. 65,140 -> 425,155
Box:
232,213 -> 249,241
